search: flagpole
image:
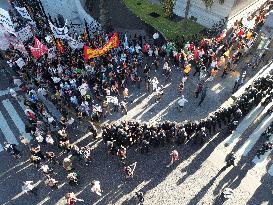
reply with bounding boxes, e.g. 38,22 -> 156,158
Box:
84,18 -> 90,42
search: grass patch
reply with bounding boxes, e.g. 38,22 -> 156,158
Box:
122,0 -> 204,41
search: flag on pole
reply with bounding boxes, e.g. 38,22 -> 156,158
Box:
56,39 -> 64,53
124,33 -> 129,49
49,20 -> 69,39
29,37 -> 48,58
15,7 -> 32,21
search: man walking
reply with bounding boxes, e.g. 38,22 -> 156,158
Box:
198,87 -> 207,106
195,82 -> 203,98
177,95 -> 188,111
166,150 -> 179,167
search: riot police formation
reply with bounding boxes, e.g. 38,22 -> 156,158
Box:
101,74 -> 273,159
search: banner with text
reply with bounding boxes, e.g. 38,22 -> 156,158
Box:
84,32 -> 119,60
15,7 -> 32,21
49,20 -> 69,39
0,8 -> 15,35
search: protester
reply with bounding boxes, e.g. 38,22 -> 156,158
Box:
21,181 -> 37,195
2,1 -> 272,203
91,180 -> 102,196
166,150 -> 179,167
177,95 -> 188,111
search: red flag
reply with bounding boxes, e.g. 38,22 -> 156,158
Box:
29,37 -> 48,58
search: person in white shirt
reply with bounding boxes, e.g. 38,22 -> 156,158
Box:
70,95 -> 78,106
9,87 -> 17,99
91,180 -> 102,196
22,181 -> 37,195
37,86 -> 47,97
177,95 -> 188,111
12,76 -> 22,87
151,77 -> 159,92
52,76 -> 61,84
148,47 -> 153,57
135,44 -> 141,54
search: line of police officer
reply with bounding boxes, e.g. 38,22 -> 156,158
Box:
101,74 -> 273,155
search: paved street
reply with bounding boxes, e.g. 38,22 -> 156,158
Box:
0,60 -> 272,205
0,1 -> 272,204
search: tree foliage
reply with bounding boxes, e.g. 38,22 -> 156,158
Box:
99,0 -> 111,32
202,0 -> 225,8
161,0 -> 177,18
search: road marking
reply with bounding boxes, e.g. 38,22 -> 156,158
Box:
224,104 -> 263,146
0,112 -> 18,145
237,113 -> 273,158
2,99 -> 32,141
268,163 -> 273,176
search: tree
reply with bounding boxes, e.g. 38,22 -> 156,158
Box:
202,0 -> 225,8
185,0 -> 191,19
161,0 -> 177,19
99,0 -> 111,32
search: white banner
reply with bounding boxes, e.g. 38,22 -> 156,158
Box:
15,7 -> 32,21
0,32 -> 11,50
45,35 -> 53,43
15,58 -> 26,68
49,20 -> 69,39
0,8 -> 15,35
16,25 -> 33,42
48,47 -> 56,59
67,36 -> 84,50
12,42 -> 28,54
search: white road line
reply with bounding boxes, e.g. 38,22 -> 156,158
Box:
0,112 -> 18,145
17,100 -> 26,112
0,87 -> 19,97
224,104 -> 263,146
252,134 -> 273,166
2,99 -> 32,141
268,163 -> 273,176
237,113 -> 273,158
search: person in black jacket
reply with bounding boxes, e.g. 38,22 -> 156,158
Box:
4,142 -> 21,159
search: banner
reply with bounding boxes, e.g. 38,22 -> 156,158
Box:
15,7 -> 32,21
124,33 -> 129,49
49,20 -> 69,39
84,32 -> 119,60
29,37 -> 48,58
47,47 -> 56,59
67,36 -> 84,50
16,24 -> 33,42
0,8 -> 15,35
0,30 -> 27,54
12,41 -> 28,54
15,58 -> 26,69
0,32 -> 11,50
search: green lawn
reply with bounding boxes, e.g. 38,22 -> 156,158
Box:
122,0 -> 204,41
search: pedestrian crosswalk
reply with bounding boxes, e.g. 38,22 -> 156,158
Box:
0,97 -> 32,152
2,99 -> 32,141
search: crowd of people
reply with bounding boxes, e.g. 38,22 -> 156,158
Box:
1,0 -> 272,204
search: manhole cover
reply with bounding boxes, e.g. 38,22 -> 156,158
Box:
149,12 -> 160,18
